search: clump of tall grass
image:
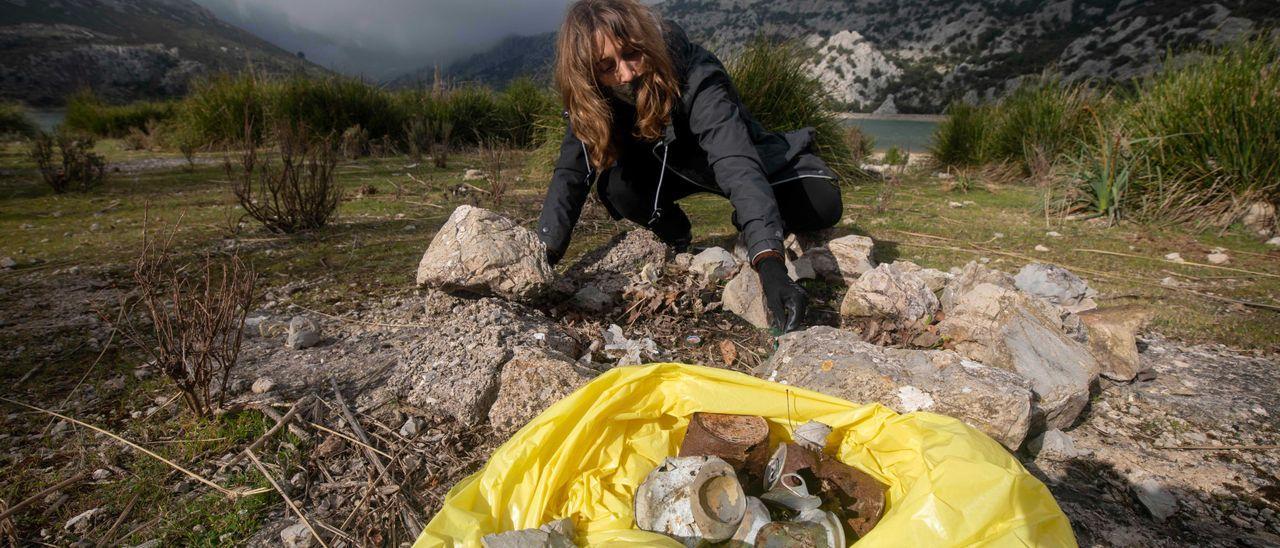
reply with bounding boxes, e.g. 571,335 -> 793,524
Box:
1123,34 -> 1280,213
0,102 -> 36,138
64,90 -> 175,138
180,74 -> 269,146
497,77 -> 559,148
929,103 -> 994,167
728,38 -> 859,180
930,77 -> 1097,172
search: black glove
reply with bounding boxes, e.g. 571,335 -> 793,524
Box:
546,245 -> 565,267
755,255 -> 807,334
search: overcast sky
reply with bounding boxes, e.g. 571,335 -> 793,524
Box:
193,0 -> 590,79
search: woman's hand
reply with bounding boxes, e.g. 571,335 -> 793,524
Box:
755,256 -> 807,334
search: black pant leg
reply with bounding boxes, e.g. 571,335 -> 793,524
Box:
771,177 -> 842,233
596,158 -> 701,245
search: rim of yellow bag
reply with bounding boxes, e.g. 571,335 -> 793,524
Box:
415,363 -> 1076,547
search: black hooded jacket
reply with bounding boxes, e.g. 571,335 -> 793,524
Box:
536,20 -> 837,263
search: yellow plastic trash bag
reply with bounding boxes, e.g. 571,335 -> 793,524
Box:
415,363 -> 1075,547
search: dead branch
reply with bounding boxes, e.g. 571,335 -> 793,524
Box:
0,472 -> 88,523
0,397 -> 267,500
245,449 -> 329,548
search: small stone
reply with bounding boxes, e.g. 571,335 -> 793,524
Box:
462,169 -> 485,181
1164,252 -> 1185,263
1206,252 -> 1229,265
280,522 -> 313,548
250,377 -> 275,394
91,469 -> 112,480
786,255 -> 816,281
570,285 -> 614,312
286,316 -> 321,349
50,420 -> 70,436
689,247 -> 739,283
90,223 -> 101,231
1028,430 -> 1086,461
1046,231 -> 1062,237
1034,245 -> 1049,252
948,201 -> 964,208
1132,477 -> 1178,521
399,417 -> 420,438
722,267 -> 771,330
0,257 -> 16,269
64,508 -> 99,533
1266,236 -> 1280,247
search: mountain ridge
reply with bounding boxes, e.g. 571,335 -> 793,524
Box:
403,0 -> 1278,113
0,0 -> 328,106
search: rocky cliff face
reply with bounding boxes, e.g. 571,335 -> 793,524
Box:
0,0 -> 327,105
424,0 -> 1277,112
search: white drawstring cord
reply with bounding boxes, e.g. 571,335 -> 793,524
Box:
649,142 -> 669,226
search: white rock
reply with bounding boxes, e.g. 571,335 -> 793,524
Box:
462,169 -> 485,181
1164,252 -> 1185,263
896,386 -> 935,412
1046,231 -> 1062,237
1206,252 -> 1229,265
280,522 -> 314,548
416,205 -> 557,300
948,201 -> 964,208
91,469 -> 112,480
722,267 -> 771,330
1034,245 -> 1050,252
250,377 -> 275,394
1266,236 -> 1280,247
689,247 -> 739,283
808,234 -> 876,284
64,508 -> 99,533
286,316 -> 321,349
0,257 -> 16,269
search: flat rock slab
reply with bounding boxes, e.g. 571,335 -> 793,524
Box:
1015,263 -> 1097,313
416,205 -> 557,301
808,234 -> 877,284
938,283 -> 1100,431
387,291 -> 577,426
759,326 -> 1034,450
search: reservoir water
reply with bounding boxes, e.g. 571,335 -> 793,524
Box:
843,116 -> 941,153
28,109 -> 66,132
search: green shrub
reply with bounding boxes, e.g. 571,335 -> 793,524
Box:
64,90 -> 175,138
268,76 -> 401,140
1123,35 -> 1280,206
446,85 -> 502,146
1067,118 -> 1136,223
929,102 -> 994,167
883,145 -> 910,166
0,102 -> 36,138
728,38 -> 858,180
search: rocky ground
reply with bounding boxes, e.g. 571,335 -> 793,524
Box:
2,143 -> 1278,545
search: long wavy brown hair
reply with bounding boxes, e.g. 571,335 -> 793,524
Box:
555,0 -> 681,173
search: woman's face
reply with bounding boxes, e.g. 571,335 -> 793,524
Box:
593,31 -> 643,88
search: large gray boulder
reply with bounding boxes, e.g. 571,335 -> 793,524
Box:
940,261 -> 1015,312
1014,263 -> 1098,313
416,206 -> 557,301
760,326 -> 1034,450
840,262 -> 940,322
488,348 -> 597,435
938,283 -> 1100,430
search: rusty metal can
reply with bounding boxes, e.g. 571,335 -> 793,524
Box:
634,456 -> 747,544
